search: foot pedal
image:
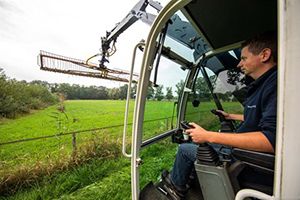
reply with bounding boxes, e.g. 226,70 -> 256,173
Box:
156,181 -> 183,200
139,181 -> 169,200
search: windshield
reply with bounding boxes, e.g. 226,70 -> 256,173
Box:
205,49 -> 253,103
142,56 -> 188,140
165,11 -> 212,63
184,49 -> 248,129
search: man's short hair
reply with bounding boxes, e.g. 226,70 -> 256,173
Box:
241,31 -> 277,62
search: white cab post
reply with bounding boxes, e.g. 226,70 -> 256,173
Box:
275,0 -> 300,199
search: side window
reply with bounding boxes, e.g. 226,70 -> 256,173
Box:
142,57 -> 188,140
207,50 -> 252,104
184,50 -> 245,131
184,68 -> 220,131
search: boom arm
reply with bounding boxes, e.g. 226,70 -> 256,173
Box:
99,0 -> 162,67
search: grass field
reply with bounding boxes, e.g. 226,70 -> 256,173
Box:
0,100 -> 177,175
0,100 -> 243,199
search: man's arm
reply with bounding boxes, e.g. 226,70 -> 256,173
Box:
186,123 -> 274,153
216,110 -> 244,121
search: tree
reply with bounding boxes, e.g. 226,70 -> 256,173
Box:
165,87 -> 174,101
108,87 -> 120,100
0,68 -> 15,117
119,84 -> 128,100
226,67 -> 246,85
195,76 -> 212,101
30,80 -> 51,91
96,86 -> 108,99
147,85 -> 155,100
175,80 -> 185,100
217,91 -> 232,102
154,85 -> 164,101
130,83 -> 137,99
56,83 -> 73,99
0,69 -> 58,118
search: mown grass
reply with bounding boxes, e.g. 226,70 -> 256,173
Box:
1,140 -> 178,200
1,156 -> 130,200
1,100 -> 129,143
0,100 -> 242,199
0,99 -> 179,197
0,100 -> 176,175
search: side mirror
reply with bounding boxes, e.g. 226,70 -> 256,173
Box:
192,99 -> 200,107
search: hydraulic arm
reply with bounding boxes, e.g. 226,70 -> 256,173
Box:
99,0 -> 162,67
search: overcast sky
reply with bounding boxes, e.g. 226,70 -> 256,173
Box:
0,0 -> 172,88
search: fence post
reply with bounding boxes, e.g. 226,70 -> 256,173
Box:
72,133 -> 77,157
166,118 -> 169,129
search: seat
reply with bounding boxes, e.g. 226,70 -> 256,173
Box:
194,144 -> 275,199
229,148 -> 275,195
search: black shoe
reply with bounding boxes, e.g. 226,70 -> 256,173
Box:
159,170 -> 187,200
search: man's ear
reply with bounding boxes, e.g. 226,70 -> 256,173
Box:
260,48 -> 272,63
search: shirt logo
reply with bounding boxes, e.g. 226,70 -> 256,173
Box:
247,105 -> 256,108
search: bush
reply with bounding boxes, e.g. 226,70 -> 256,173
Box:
0,69 -> 58,118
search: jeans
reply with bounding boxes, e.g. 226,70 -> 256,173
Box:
170,143 -> 198,187
170,143 -> 229,187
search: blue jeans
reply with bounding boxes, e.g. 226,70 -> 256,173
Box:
170,143 -> 198,187
170,143 -> 228,187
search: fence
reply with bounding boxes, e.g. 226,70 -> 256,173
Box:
0,110 -> 203,175
0,116 -> 175,152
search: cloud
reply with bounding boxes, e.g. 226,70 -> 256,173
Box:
0,0 -> 14,10
0,0 -> 24,41
0,0 -> 171,88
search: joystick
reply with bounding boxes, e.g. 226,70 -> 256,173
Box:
180,121 -> 193,141
210,109 -> 225,119
180,121 -> 193,129
210,109 -> 235,132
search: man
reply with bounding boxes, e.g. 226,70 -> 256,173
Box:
162,31 -> 277,199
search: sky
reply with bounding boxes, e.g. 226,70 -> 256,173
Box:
0,0 -> 173,88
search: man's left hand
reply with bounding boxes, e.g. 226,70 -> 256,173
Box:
185,122 -> 212,144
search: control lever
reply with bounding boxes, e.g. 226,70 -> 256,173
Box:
210,109 -> 226,121
180,121 -> 193,141
180,120 -> 194,130
180,121 -> 209,154
210,109 -> 235,132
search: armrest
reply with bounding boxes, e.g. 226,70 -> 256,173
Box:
231,148 -> 275,170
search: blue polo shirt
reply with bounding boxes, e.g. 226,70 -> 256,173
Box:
237,66 -> 277,148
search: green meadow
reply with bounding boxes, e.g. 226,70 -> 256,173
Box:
0,100 -> 242,199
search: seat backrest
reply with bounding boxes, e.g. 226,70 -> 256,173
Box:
231,148 -> 275,170
229,148 -> 275,195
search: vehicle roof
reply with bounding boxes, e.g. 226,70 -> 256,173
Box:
184,0 -> 277,50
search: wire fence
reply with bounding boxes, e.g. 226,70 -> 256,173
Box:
0,108 -> 205,149
0,116 -> 176,147
0,111 -> 202,175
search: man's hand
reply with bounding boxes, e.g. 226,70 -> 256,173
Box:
185,122 -> 213,144
215,110 -> 230,119
216,110 -> 244,121
185,122 -> 274,153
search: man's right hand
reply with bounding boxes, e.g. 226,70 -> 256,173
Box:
215,110 -> 230,119
216,110 -> 244,121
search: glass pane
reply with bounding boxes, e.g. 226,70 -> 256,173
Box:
165,11 -> 212,63
184,59 -> 244,132
206,49 -> 253,104
184,68 -> 219,131
142,57 -> 188,140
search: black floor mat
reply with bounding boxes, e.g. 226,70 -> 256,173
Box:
139,181 -> 170,200
139,179 -> 204,200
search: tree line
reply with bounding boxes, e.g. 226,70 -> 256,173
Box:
0,69 -> 179,119
1,67 -> 236,119
47,82 -> 176,101
0,69 -> 58,118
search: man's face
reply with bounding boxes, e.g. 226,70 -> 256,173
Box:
237,46 -> 261,79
